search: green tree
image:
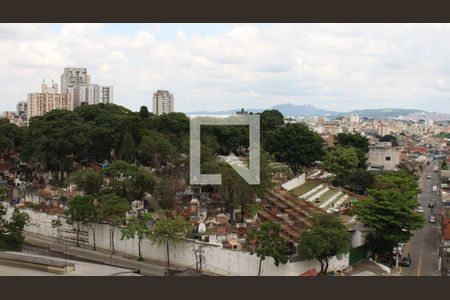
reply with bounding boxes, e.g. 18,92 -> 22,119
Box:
64,195 -> 95,247
0,119 -> 25,155
21,110 -> 90,182
297,214 -> 350,274
0,204 -> 30,251
70,168 -> 103,196
119,132 -> 136,162
138,132 -> 175,167
247,222 -> 288,276
260,109 -> 284,133
149,214 -> 191,267
264,123 -> 325,174
98,194 -> 131,254
139,106 -> 150,119
352,171 -> 424,257
102,160 -> 137,199
76,104 -> 131,162
323,146 -> 359,180
132,167 -> 158,200
342,169 -> 375,195
379,134 -> 398,146
335,133 -> 369,168
103,161 -> 156,201
157,173 -> 182,210
121,212 -> 151,261
217,163 -> 254,222
51,218 -> 63,241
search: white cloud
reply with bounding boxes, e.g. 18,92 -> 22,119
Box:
1,23 -> 450,113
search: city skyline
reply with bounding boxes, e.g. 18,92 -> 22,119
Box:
2,24 -> 450,114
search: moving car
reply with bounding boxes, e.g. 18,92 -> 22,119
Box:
427,175 -> 431,179
428,201 -> 434,208
432,186 -> 438,192
417,207 -> 424,213
429,216 -> 436,223
400,256 -> 411,267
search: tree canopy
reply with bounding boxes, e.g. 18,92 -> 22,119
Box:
264,123 -> 325,174
351,170 -> 424,256
297,214 -> 350,274
247,222 -> 288,276
0,204 -> 30,251
149,214 -> 191,267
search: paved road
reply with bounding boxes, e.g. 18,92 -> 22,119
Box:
400,160 -> 442,276
23,233 -> 168,276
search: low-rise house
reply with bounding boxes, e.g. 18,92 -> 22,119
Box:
367,142 -> 401,171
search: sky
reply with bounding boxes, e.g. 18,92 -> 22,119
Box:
1,23 -> 450,114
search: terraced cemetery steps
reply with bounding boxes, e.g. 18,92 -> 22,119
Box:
256,206 -> 300,243
319,191 -> 343,209
299,184 -> 324,199
265,190 -> 313,227
333,194 -> 349,208
307,187 -> 329,202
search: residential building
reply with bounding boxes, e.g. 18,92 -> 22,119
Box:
60,67 -> 91,94
1,111 -> 27,127
367,142 -> 401,171
16,101 -> 28,118
68,84 -> 113,106
377,123 -> 389,136
2,100 -> 28,127
27,81 -> 73,120
350,114 -> 360,123
152,90 -> 174,116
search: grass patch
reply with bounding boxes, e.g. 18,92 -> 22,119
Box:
291,181 -> 321,196
318,189 -> 340,204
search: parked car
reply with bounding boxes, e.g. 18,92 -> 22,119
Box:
427,175 -> 431,179
433,186 -> 438,192
400,256 -> 411,267
429,216 -> 436,223
428,201 -> 434,208
417,207 -> 424,213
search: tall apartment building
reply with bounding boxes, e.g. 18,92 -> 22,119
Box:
377,123 -> 389,137
68,84 -> 113,106
350,114 -> 360,123
61,68 -> 113,107
60,67 -> 91,94
152,90 -> 174,116
27,81 -> 73,120
16,101 -> 28,118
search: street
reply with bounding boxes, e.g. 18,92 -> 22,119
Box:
23,233 -> 168,276
400,160 -> 442,276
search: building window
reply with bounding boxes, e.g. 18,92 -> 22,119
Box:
385,156 -> 391,161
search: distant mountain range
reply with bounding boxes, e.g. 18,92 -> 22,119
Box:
188,104 -> 427,119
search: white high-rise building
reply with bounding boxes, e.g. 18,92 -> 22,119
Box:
68,84 -> 113,106
60,67 -> 91,94
27,81 -> 73,120
350,114 -> 360,123
61,68 -> 113,107
152,90 -> 174,116
377,123 -> 390,137
99,86 -> 113,104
